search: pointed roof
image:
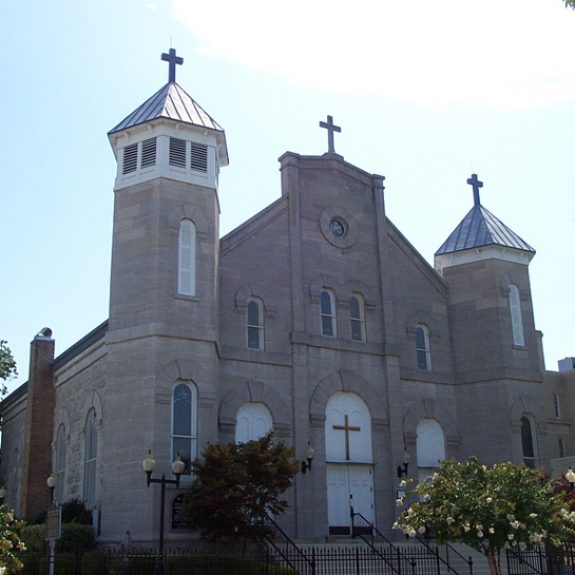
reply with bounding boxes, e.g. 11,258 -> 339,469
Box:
435,174 -> 535,256
108,81 -> 224,135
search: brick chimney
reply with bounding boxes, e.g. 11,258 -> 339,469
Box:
19,328 -> 55,519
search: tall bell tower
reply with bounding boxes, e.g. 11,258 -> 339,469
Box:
101,50 -> 228,541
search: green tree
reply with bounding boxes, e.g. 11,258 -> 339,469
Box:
185,433 -> 299,541
0,507 -> 26,573
0,341 -> 17,398
565,0 -> 575,8
394,458 -> 575,575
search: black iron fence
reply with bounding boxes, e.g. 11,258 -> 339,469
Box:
17,543 -> 464,575
506,544 -> 575,575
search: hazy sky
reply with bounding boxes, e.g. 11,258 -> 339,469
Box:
1,0 -> 574,394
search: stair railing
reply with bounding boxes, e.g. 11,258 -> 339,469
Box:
262,512 -> 315,575
415,533 -> 473,575
350,505 -> 413,575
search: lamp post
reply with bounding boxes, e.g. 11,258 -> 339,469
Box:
142,451 -> 185,569
301,442 -> 315,474
47,473 -> 57,505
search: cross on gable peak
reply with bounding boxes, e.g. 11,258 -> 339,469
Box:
161,48 -> 184,84
467,173 -> 484,206
319,114 -> 342,154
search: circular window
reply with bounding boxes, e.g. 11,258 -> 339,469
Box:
330,218 -> 346,238
320,208 -> 356,248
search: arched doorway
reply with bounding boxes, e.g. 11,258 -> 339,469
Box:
325,392 -> 374,535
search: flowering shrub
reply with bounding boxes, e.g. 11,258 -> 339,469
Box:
0,506 -> 26,573
394,458 -> 575,575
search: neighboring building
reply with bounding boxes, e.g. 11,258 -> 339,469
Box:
1,49 -> 574,544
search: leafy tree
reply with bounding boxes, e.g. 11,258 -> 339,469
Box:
185,433 -> 299,541
0,341 -> 17,398
0,507 -> 26,573
565,0 -> 575,8
394,458 -> 575,575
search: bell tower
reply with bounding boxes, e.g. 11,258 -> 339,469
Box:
101,50 -> 228,541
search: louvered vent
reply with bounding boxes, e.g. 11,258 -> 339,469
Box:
169,138 -> 186,168
141,137 -> 157,168
190,142 -> 208,173
122,143 -> 138,174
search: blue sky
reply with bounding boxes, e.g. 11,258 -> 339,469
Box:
1,0 -> 574,393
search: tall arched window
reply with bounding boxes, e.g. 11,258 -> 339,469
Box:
235,402 -> 273,443
509,284 -> 525,346
320,290 -> 336,337
521,415 -> 538,467
83,410 -> 97,507
172,383 -> 197,474
178,220 -> 196,296
416,325 -> 431,370
246,298 -> 264,350
416,418 -> 445,482
350,294 -> 366,342
55,424 -> 67,504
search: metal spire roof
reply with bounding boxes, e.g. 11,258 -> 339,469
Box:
435,174 -> 535,256
108,81 -> 224,135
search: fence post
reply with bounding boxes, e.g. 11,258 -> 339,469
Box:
435,546 -> 441,575
311,546 -> 316,575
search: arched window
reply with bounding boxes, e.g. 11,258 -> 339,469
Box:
416,325 -> 431,370
172,383 -> 197,474
521,415 -> 538,467
235,402 -> 273,443
83,410 -> 97,507
55,424 -> 67,504
178,220 -> 196,296
509,285 -> 525,346
246,298 -> 264,350
416,418 -> 445,483
320,290 -> 337,337
350,294 -> 366,342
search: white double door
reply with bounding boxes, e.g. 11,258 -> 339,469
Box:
326,463 -> 374,535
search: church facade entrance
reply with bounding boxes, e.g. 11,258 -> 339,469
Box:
325,392 -> 374,535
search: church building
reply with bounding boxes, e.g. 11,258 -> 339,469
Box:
1,49 -> 574,544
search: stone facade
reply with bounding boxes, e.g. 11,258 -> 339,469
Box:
1,57 -> 574,544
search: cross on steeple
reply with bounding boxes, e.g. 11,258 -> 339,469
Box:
319,115 -> 341,154
332,414 -> 361,461
161,48 -> 184,83
467,173 -> 483,206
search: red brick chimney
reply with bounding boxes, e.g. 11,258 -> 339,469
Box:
19,328 -> 55,519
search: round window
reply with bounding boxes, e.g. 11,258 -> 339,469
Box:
329,218 -> 346,238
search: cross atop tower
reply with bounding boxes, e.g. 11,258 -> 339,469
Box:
319,115 -> 341,154
161,48 -> 184,83
467,173 -> 483,206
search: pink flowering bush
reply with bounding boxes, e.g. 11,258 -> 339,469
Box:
394,458 -> 575,575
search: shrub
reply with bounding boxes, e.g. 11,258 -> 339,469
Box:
81,549 -> 108,575
56,523 -> 94,553
20,524 -> 47,553
60,500 -> 92,525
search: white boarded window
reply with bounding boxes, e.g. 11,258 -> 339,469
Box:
122,143 -> 138,174
178,220 -> 196,296
170,137 -> 186,168
235,402 -> 273,443
416,325 -> 431,370
83,410 -> 97,507
246,298 -> 264,350
417,418 -> 445,483
191,142 -> 208,173
141,137 -> 157,168
172,383 -> 197,474
321,290 -> 336,337
509,284 -> 525,346
55,424 -> 67,504
350,294 -> 366,342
